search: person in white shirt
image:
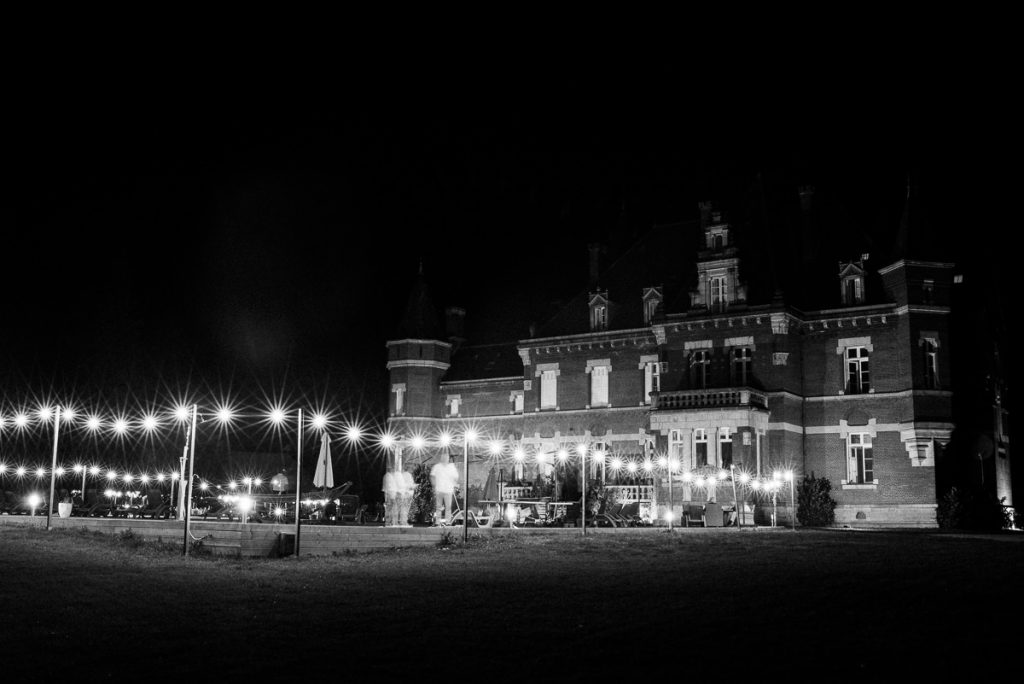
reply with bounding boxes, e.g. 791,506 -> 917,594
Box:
382,468 -> 400,527
397,468 -> 415,527
430,454 -> 459,524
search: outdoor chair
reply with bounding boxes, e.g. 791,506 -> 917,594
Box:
618,501 -> 642,526
0,490 -> 18,514
86,497 -> 115,517
684,504 -> 706,527
199,500 -> 229,520
10,495 -> 46,515
73,490 -> 98,517
139,492 -> 169,519
524,498 -> 551,526
563,502 -> 581,527
593,502 -> 624,527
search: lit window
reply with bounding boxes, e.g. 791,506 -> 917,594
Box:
847,433 -> 874,484
591,305 -> 607,331
513,392 -> 524,413
922,339 -> 939,389
690,350 -> 710,389
846,346 -> 870,394
393,386 -> 405,414
709,276 -> 727,313
448,397 -> 460,417
590,365 -> 609,407
643,361 -> 661,404
719,428 -> 732,469
541,370 -> 558,409
731,348 -> 752,386
694,429 -> 708,468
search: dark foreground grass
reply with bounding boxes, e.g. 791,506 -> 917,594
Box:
1,526 -> 1020,681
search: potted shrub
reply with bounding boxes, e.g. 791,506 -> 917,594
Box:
58,493 -> 74,519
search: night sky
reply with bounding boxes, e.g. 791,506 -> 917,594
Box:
4,66 -> 1003,485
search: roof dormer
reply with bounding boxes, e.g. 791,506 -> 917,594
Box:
838,258 -> 867,306
589,289 -> 609,331
642,286 -> 663,325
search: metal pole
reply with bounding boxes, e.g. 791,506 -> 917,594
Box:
730,466 -> 739,528
667,463 -> 673,530
462,439 -> 469,543
790,478 -> 796,531
581,450 -> 586,537
182,404 -> 198,556
294,409 -> 303,557
178,427 -> 190,520
81,469 -> 86,501
46,407 -> 61,530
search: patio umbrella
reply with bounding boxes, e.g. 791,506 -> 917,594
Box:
482,466 -> 498,502
312,433 -> 334,501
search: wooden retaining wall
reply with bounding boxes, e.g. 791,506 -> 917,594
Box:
1,516 -> 786,557
0,515 -> 447,557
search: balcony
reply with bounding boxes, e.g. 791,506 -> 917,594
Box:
651,387 -> 767,411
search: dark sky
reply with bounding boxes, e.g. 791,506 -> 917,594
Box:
4,67 -> 997,420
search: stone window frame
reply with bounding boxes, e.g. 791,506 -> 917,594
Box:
585,359 -> 612,408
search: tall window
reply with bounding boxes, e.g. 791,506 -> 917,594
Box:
922,279 -> 935,305
591,305 -> 608,331
731,347 -> 752,386
709,276 -> 727,313
694,429 -> 708,468
690,350 -> 710,389
669,429 -> 684,468
842,276 -> 864,305
394,386 -> 405,414
846,346 -> 870,394
540,370 -> 558,409
644,298 -> 659,325
513,392 -> 524,413
922,339 -> 939,389
643,361 -> 661,404
590,365 -> 609,407
848,433 -> 874,484
719,428 -> 733,469
448,397 -> 460,417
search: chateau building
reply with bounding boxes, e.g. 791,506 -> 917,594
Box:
385,198 -> 965,527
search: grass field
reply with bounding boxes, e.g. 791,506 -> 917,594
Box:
1,525 -> 1020,681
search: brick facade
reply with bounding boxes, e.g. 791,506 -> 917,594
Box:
386,207 -> 956,527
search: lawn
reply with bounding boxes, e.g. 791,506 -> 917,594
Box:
1,526 -> 1020,681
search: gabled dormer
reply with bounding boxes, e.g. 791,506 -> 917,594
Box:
690,202 -> 747,314
589,289 -> 610,331
642,286 -> 663,325
839,258 -> 867,306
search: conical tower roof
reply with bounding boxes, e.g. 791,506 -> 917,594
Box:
395,262 -> 444,340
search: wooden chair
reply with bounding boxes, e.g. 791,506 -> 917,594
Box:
684,503 -> 706,527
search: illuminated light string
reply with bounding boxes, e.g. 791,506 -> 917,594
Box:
0,402 -> 801,498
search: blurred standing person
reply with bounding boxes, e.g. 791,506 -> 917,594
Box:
397,468 -> 415,527
430,453 -> 459,525
382,466 -> 400,527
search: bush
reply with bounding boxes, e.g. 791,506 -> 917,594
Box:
937,487 -> 1012,530
410,463 -> 433,524
795,475 -> 836,527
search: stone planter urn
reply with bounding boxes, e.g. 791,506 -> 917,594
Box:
58,502 -> 73,519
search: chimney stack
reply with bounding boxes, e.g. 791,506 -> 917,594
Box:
699,201 -> 713,228
445,307 -> 466,347
588,243 -> 602,288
